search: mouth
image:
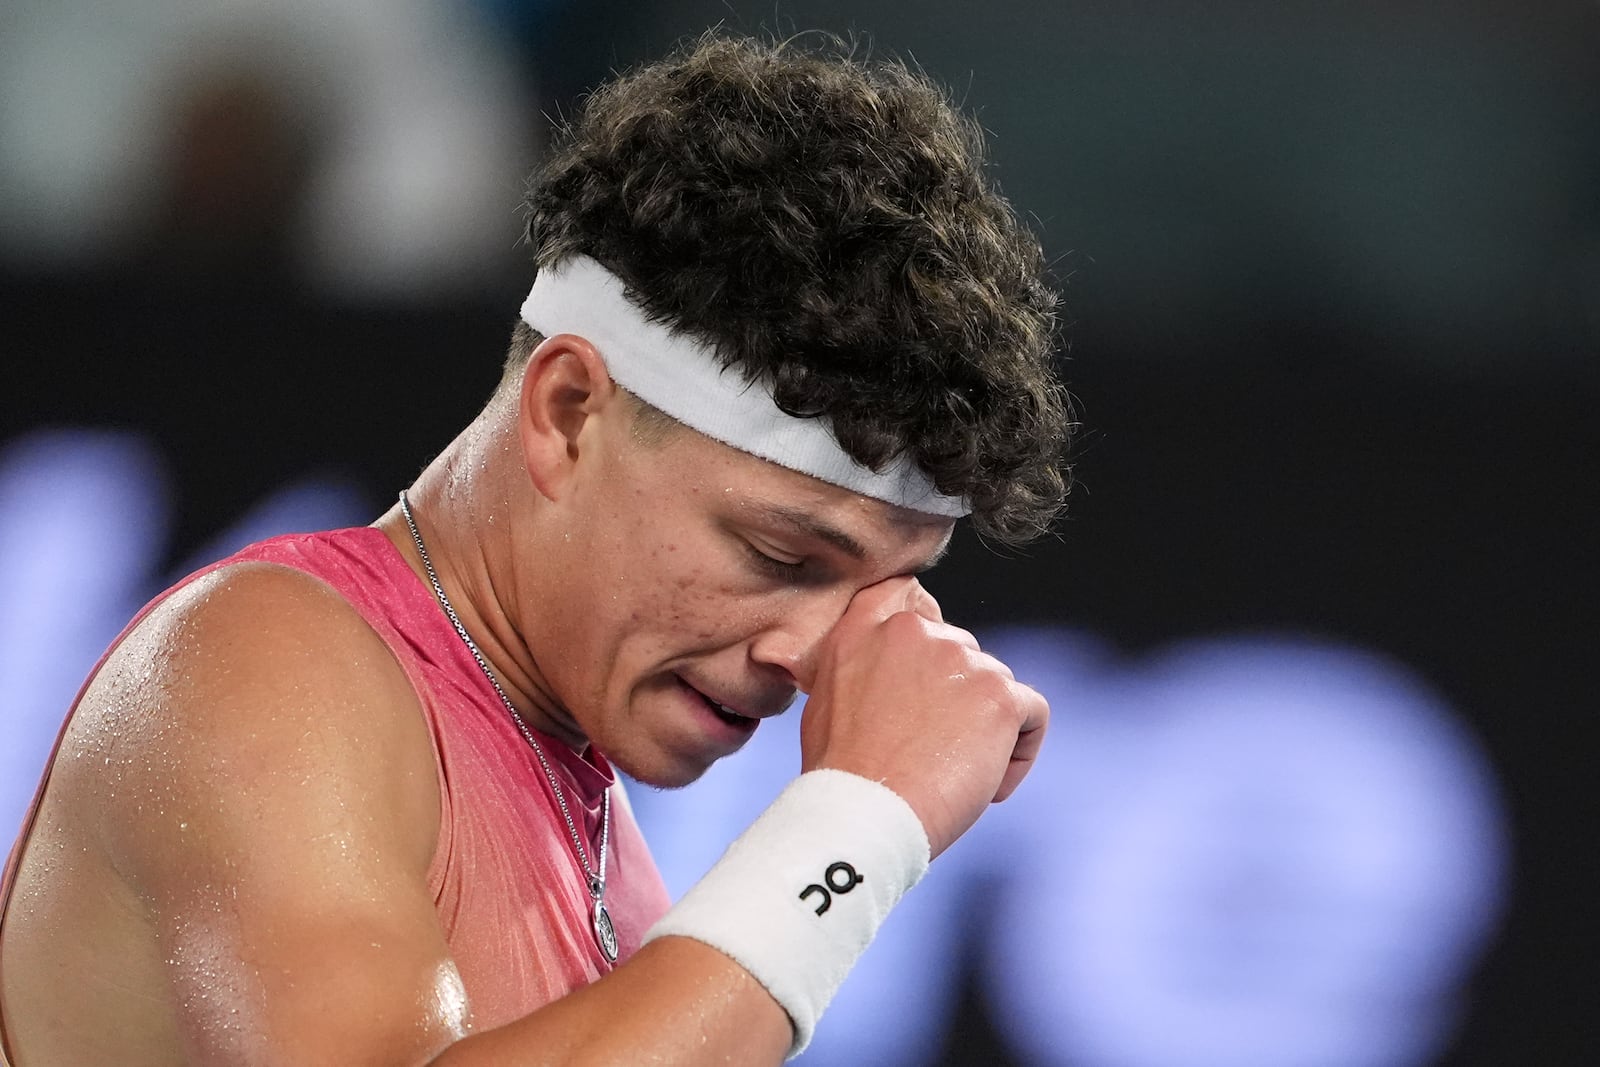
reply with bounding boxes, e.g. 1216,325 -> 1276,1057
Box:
675,675 -> 761,731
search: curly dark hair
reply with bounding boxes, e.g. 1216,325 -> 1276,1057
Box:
513,32 -> 1073,545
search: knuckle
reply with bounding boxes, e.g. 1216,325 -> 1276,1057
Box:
960,648 -> 1009,684
965,672 -> 1039,728
946,623 -> 979,648
1012,680 -> 1047,717
977,673 -> 1016,710
882,609 -> 927,639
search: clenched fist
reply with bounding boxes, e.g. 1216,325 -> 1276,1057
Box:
798,577 -> 1049,860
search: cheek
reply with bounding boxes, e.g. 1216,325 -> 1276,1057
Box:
614,541 -> 773,657
633,542 -> 724,647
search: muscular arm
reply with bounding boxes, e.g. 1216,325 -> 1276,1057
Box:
433,939 -> 788,1066
69,562 -> 1037,1067
92,564 -> 789,1066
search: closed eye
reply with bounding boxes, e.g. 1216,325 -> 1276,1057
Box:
744,540 -> 807,580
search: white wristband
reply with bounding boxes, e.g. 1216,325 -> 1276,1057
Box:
643,769 -> 931,1056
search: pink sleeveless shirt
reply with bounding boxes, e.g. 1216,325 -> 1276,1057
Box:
0,527 -> 671,1062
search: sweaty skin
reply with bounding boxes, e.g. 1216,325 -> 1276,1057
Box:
0,333 -> 1047,1066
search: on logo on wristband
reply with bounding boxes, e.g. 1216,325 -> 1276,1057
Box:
799,861 -> 865,915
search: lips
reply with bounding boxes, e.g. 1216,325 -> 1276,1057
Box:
698,689 -> 757,728
705,696 -> 753,724
675,675 -> 765,729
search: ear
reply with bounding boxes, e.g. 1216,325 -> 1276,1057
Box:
515,333 -> 620,500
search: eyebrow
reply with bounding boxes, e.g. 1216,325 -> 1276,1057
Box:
751,503 -> 867,559
748,502 -> 951,573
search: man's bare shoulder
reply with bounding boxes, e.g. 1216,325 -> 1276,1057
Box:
68,558 -> 442,887
1,560 -> 461,1065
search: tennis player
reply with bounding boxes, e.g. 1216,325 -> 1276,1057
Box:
0,32 -> 1071,1065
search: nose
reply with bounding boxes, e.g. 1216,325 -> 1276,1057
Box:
747,590 -> 851,693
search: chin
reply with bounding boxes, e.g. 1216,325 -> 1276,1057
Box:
605,742 -> 722,791
613,755 -> 715,791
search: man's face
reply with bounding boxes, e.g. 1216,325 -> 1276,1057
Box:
520,409 -> 953,788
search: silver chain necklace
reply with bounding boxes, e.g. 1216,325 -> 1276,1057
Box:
398,491 -> 618,963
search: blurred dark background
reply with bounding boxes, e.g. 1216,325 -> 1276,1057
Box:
2,1 -> 1595,1063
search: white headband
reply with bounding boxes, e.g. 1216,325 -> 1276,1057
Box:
519,256 -> 969,518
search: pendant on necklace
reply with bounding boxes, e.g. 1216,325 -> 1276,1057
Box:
593,897 -> 619,962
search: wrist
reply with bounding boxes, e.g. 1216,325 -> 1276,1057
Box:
642,769 -> 930,1055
